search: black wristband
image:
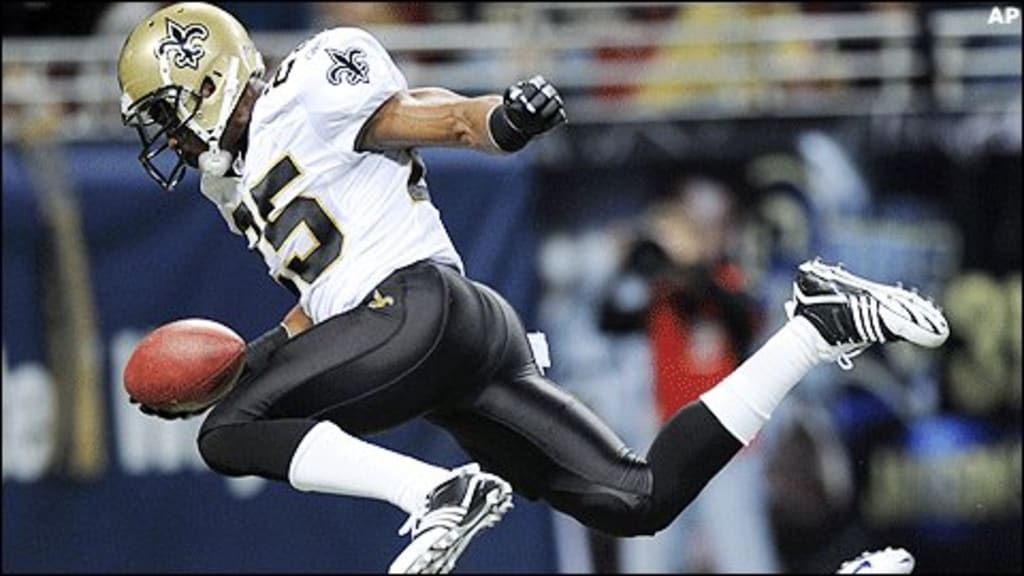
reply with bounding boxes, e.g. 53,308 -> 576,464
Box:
488,106 -> 530,152
245,324 -> 290,372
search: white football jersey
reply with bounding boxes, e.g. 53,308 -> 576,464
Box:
210,27 -> 463,324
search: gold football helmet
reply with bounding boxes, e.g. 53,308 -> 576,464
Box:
117,2 -> 264,190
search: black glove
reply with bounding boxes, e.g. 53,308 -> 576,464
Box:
489,75 -> 568,152
243,323 -> 290,375
130,397 -> 205,420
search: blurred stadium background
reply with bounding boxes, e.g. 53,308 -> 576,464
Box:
2,2 -> 1020,573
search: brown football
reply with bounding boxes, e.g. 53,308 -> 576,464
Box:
124,318 -> 245,414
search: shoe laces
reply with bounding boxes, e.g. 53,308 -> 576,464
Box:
398,506 -> 423,537
398,494 -> 456,538
398,464 -> 480,537
785,295 -> 873,372
836,345 -> 870,371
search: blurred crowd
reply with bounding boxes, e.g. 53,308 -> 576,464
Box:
4,2 -> 1019,141
0,2 -> 989,35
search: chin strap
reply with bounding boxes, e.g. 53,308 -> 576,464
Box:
198,148 -> 233,177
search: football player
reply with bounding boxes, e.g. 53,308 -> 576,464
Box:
117,3 -> 950,573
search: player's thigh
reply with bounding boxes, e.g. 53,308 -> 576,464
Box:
428,368 -> 651,502
207,263 -> 451,433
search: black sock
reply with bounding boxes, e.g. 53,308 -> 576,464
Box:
644,401 -> 743,527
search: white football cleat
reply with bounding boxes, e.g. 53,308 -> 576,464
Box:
786,258 -> 949,370
837,547 -> 915,574
388,463 -> 513,574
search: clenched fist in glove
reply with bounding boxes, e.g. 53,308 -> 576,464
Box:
489,75 -> 568,152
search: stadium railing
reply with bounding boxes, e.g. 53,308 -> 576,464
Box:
2,3 -> 1020,142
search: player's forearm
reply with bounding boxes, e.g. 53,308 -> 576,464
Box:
282,304 -> 312,337
245,305 -> 310,375
358,88 -> 505,154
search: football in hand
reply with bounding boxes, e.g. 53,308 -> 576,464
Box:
124,318 -> 246,414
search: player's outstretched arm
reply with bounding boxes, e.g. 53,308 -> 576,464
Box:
281,304 -> 313,338
245,304 -> 310,372
356,75 -> 567,154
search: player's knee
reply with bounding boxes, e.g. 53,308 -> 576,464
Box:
600,510 -> 673,538
197,426 -> 226,474
197,425 -> 245,477
568,492 -> 671,538
608,490 -> 699,537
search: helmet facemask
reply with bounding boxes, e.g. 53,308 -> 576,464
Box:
123,85 -> 203,191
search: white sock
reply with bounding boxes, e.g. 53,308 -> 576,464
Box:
700,316 -> 824,445
287,421 -> 452,514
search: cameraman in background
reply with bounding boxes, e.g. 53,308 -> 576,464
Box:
594,176 -> 780,573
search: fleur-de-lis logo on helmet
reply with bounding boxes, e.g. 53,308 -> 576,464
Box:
155,18 -> 210,70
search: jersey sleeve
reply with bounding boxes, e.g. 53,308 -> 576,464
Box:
298,27 -> 408,153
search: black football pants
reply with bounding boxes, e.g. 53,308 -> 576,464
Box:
198,261 -> 742,537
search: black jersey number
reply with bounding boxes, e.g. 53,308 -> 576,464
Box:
231,156 -> 343,295
263,49 -> 299,96
270,57 -> 296,89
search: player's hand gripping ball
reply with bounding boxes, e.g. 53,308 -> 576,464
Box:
124,318 -> 245,418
